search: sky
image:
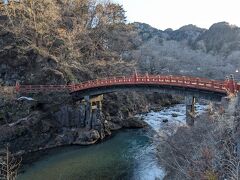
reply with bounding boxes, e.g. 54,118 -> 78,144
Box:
114,0 -> 240,30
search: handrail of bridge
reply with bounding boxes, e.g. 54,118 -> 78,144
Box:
15,74 -> 240,95
71,75 -> 226,93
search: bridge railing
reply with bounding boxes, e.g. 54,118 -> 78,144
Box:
17,84 -> 72,93
16,74 -> 238,95
71,75 -> 227,94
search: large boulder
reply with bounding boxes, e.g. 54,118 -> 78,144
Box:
74,129 -> 100,145
122,117 -> 148,128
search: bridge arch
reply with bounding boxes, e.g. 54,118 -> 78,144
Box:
16,74 -> 238,101
70,83 -> 227,102
70,74 -> 233,102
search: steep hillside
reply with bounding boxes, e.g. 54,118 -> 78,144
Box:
0,1 -> 179,154
124,22 -> 240,80
1,0 -> 240,157
195,22 -> 240,54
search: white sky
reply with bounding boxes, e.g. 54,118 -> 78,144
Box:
114,0 -> 240,30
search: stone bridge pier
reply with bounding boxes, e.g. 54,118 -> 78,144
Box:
237,93 -> 240,106
83,95 -> 199,127
55,94 -> 104,132
82,95 -> 104,131
84,94 -> 198,127
185,96 -> 196,126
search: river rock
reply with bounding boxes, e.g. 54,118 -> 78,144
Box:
107,121 -> 122,131
122,117 -> 148,128
172,113 -> 178,117
162,119 -> 168,123
55,129 -> 76,146
74,129 -> 100,145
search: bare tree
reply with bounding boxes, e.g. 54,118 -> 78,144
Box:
0,145 -> 21,180
1,0 -> 60,48
157,102 -> 240,180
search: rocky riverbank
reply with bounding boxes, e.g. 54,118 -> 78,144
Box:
0,90 -> 180,157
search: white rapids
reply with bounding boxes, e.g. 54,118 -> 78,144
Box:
133,103 -> 208,180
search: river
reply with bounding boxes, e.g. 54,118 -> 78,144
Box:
17,103 -> 207,180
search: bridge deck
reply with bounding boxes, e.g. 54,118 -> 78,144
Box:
15,74 -> 239,96
72,75 -> 227,94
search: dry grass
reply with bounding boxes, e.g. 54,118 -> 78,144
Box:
157,102 -> 240,180
0,86 -> 16,100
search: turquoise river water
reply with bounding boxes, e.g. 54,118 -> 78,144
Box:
17,104 -> 206,180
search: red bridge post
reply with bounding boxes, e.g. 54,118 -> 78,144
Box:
15,81 -> 20,92
71,84 -> 75,91
145,72 -> 149,82
224,75 -> 238,95
133,69 -> 138,82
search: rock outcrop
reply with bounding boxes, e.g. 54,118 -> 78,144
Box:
0,93 -> 152,155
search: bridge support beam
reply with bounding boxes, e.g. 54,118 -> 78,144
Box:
82,95 -> 104,130
79,103 -> 86,127
91,108 -> 105,139
185,96 -> 196,126
84,96 -> 92,130
237,93 -> 240,107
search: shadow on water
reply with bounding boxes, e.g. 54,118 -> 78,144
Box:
17,129 -> 154,180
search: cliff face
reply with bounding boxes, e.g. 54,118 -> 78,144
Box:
0,92 -> 177,154
0,104 -> 106,153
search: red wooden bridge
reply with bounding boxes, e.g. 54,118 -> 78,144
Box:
15,74 -> 240,101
